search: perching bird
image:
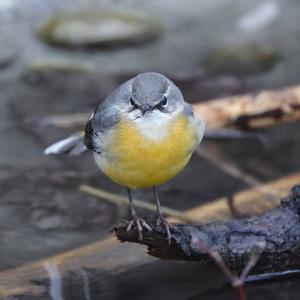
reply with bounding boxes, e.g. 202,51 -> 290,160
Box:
44,72 -> 205,243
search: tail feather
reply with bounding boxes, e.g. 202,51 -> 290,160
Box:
44,132 -> 87,156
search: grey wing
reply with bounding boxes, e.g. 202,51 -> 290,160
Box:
44,103 -> 119,156
84,79 -> 133,153
84,92 -> 123,154
184,103 -> 205,146
84,107 -> 119,154
45,79 -> 130,156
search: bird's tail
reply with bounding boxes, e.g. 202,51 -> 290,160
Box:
44,131 -> 87,156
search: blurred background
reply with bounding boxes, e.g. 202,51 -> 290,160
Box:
1,0 -> 300,299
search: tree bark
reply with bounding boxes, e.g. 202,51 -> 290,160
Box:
113,186 -> 300,274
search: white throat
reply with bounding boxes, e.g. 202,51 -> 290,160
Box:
134,110 -> 175,142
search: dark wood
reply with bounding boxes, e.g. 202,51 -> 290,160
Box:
113,186 -> 300,274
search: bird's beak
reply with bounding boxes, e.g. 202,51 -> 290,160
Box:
140,103 -> 152,115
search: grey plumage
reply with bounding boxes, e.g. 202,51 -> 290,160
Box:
84,80 -> 129,154
131,73 -> 168,104
183,102 -> 205,146
45,72 -> 205,158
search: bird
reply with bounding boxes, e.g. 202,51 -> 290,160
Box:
44,72 -> 205,243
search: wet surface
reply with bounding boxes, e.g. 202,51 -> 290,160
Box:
0,168 -> 116,270
1,0 -> 300,299
25,260 -> 300,300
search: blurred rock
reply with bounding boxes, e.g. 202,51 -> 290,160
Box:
0,46 -> 17,69
23,59 -> 94,84
29,60 -> 94,73
175,75 -> 245,102
202,45 -> 279,75
35,215 -> 65,230
38,10 -> 163,49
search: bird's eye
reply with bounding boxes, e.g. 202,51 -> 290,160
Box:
130,97 -> 139,109
156,96 -> 167,110
161,96 -> 167,106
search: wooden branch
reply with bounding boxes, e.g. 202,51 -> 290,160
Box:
177,172 -> 300,223
113,186 -> 300,274
80,173 -> 300,225
39,84 -> 300,131
193,85 -> 300,130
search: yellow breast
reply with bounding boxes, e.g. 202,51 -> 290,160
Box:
101,114 -> 198,189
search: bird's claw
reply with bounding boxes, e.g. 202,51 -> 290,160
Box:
156,215 -> 172,245
127,217 -> 152,240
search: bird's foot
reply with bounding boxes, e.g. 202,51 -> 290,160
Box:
127,217 -> 152,241
156,214 -> 172,245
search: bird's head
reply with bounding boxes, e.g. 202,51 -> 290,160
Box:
120,72 -> 185,121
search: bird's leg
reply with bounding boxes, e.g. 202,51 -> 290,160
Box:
153,187 -> 171,244
126,188 -> 152,240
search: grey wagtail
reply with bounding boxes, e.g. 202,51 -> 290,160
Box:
45,72 -> 205,243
